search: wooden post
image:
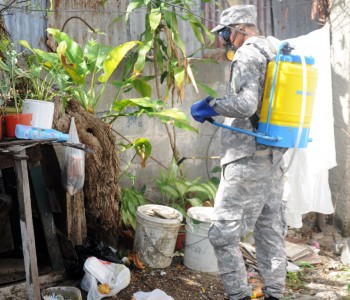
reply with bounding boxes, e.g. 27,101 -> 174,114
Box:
13,148 -> 41,300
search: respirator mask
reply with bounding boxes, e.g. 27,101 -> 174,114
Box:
218,27 -> 237,61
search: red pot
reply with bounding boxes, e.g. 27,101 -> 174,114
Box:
4,113 -> 32,138
176,231 -> 186,250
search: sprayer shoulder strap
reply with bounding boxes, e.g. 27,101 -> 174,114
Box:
248,43 -> 273,63
246,43 -> 274,130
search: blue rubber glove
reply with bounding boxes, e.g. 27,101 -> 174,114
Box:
190,96 -> 218,123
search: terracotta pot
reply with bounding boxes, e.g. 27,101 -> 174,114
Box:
175,225 -> 186,250
4,113 -> 32,138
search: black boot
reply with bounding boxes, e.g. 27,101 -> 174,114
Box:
239,297 -> 251,300
265,297 -> 279,300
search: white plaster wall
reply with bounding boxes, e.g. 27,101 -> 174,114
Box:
329,0 -> 350,235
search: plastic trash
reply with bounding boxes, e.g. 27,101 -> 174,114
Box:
61,117 -> 85,195
132,289 -> 174,300
15,124 -> 69,141
81,256 -> 131,300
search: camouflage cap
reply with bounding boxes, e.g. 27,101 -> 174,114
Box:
211,5 -> 257,33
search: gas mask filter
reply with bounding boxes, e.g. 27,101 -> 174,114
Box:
218,27 -> 237,61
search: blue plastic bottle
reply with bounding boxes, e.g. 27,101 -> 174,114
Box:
15,124 -> 69,141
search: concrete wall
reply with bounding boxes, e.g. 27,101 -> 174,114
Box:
97,61 -> 227,200
329,0 -> 350,236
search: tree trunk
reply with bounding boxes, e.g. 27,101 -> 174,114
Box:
53,99 -> 122,247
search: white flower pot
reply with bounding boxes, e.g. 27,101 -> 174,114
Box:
22,99 -> 55,129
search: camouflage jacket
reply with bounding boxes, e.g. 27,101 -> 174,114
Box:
209,36 -> 276,165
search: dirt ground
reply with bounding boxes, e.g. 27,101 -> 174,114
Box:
61,220 -> 350,300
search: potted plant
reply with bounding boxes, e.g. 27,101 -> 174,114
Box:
19,57 -> 62,129
117,168 -> 148,250
155,160 -> 219,250
0,38 -> 32,137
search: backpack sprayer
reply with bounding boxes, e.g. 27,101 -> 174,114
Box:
207,41 -> 319,149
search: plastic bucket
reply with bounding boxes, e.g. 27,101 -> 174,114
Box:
184,207 -> 218,273
41,286 -> 82,300
134,204 -> 183,268
22,99 -> 55,129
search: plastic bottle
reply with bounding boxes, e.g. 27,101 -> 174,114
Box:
15,124 -> 69,141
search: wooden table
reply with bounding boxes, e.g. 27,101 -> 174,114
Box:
0,140 -> 43,300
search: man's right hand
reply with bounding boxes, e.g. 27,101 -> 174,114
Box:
190,96 -> 218,123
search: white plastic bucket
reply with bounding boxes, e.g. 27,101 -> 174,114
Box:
22,99 -> 55,129
134,204 -> 183,268
184,207 -> 218,273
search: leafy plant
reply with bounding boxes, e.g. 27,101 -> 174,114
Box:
0,38 -> 27,113
20,55 -> 62,101
19,30 -> 197,133
125,0 -> 216,162
155,159 -> 218,217
121,173 -> 148,230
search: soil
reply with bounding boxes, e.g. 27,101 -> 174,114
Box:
61,221 -> 350,300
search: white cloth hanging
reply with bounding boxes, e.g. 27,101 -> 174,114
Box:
282,23 -> 336,228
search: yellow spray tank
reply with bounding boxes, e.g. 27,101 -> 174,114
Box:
206,42 -> 318,149
256,42 -> 319,148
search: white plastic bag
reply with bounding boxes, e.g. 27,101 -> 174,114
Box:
133,289 -> 174,300
61,117 -> 85,195
81,256 -> 131,300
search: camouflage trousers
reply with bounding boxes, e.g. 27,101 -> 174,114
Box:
208,151 -> 287,300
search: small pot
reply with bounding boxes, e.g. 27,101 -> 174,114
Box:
175,225 -> 186,250
4,113 -> 32,138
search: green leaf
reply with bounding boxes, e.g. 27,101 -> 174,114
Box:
149,108 -> 199,132
57,41 -> 85,84
131,137 -> 152,167
211,166 -> 222,173
134,32 -> 152,73
149,7 -> 161,32
125,0 -> 144,23
189,20 -> 205,45
110,97 -> 166,115
174,67 -> 185,90
160,185 -> 180,199
131,79 -> 152,97
197,82 -> 218,98
187,197 -> 203,207
84,40 -> 113,73
99,41 -> 139,82
47,28 -> 87,83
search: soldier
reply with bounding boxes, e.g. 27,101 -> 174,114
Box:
191,5 -> 286,300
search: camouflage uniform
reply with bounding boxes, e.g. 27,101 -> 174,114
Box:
207,36 -> 287,299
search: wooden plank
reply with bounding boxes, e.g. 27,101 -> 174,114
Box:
0,271 -> 66,300
40,144 -> 87,246
39,145 -> 67,235
29,166 -> 65,272
13,149 -> 41,300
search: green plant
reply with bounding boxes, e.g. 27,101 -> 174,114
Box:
19,29 -> 197,166
21,55 -> 62,101
155,159 -> 218,217
125,0 -> 216,162
0,37 -> 27,113
121,173 -> 148,230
